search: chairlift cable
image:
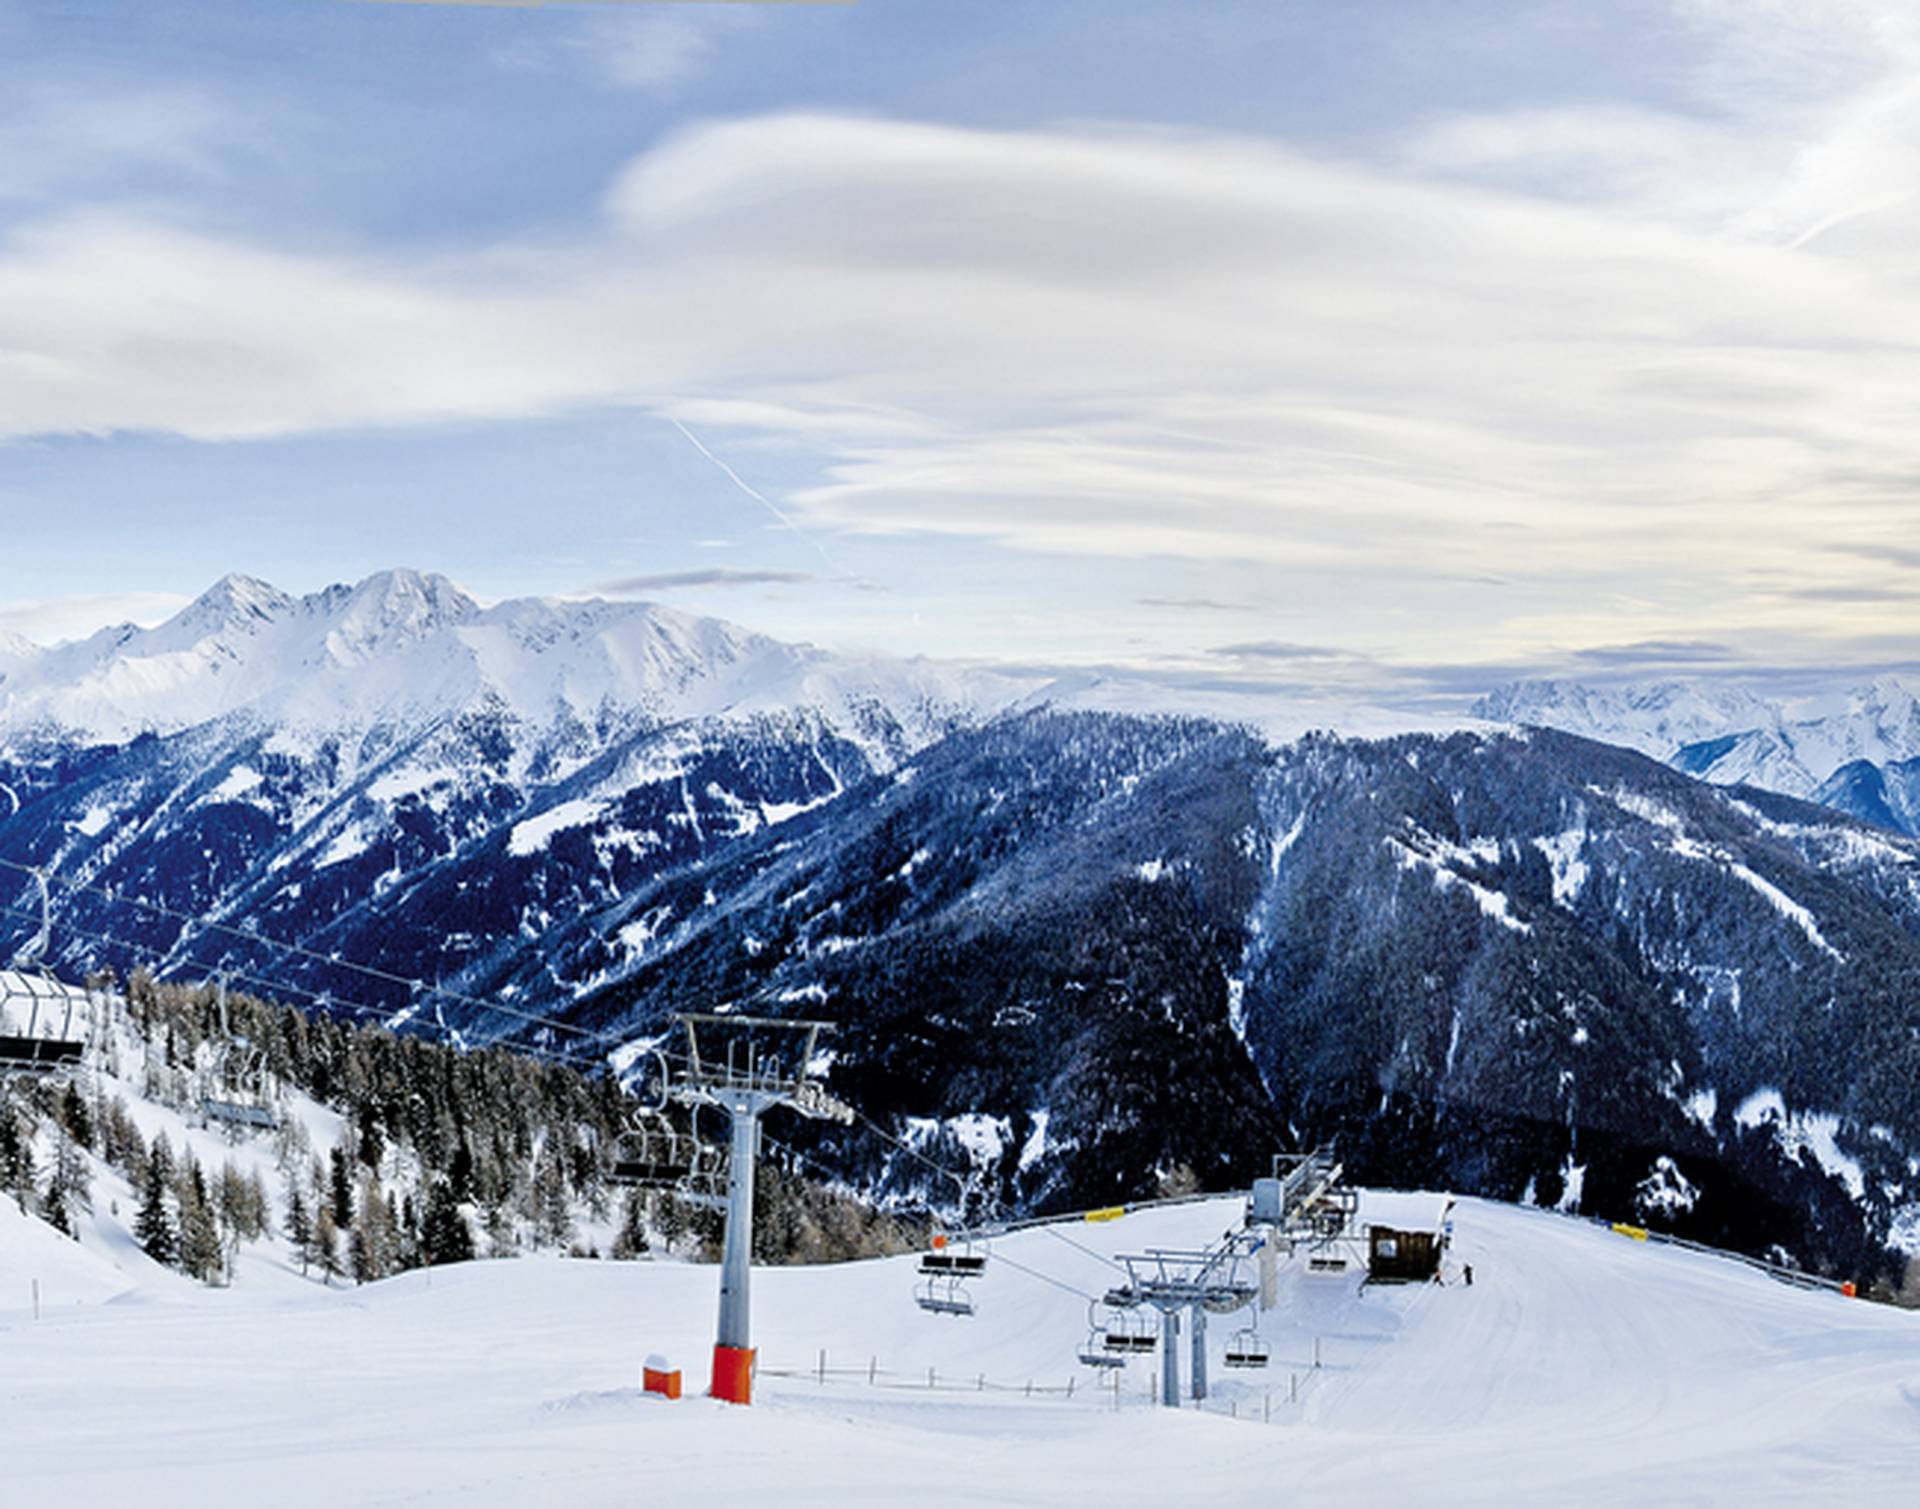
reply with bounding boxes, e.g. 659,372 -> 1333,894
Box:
0,855 -> 605,1050
0,899 -> 597,1074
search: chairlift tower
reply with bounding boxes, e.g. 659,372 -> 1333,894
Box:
665,1013 -> 852,1405
1106,1234 -> 1262,1407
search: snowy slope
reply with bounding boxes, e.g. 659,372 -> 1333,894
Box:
5,1192 -> 1916,1507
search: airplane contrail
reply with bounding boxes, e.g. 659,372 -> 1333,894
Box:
667,418 -> 839,572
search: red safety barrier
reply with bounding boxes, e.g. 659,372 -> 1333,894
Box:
643,1352 -> 682,1400
1842,1281 -> 1858,1299
712,1343 -> 756,1405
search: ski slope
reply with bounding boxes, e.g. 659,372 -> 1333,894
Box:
5,1190 -> 1917,1507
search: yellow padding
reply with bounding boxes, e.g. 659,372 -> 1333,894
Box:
1084,1206 -> 1127,1224
1611,1223 -> 1649,1241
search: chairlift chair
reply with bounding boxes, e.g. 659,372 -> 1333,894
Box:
0,970 -> 87,1074
1079,1333 -> 1128,1368
1223,1324 -> 1270,1370
1101,1309 -> 1157,1354
1078,1303 -> 1128,1368
0,869 -> 90,1078
200,976 -> 279,1135
603,1113 -> 690,1188
919,1232 -> 989,1278
914,1275 -> 976,1317
668,1103 -> 731,1211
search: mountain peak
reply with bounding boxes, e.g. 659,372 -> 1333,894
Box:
0,626 -> 40,663
311,569 -> 480,664
160,572 -> 294,643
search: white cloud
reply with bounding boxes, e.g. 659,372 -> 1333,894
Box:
0,591 -> 190,647
4,4 -> 1920,676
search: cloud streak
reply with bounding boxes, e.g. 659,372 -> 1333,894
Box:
594,568 -> 814,593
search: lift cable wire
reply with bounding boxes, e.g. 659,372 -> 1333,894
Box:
6,867 -> 1126,1293
0,855 -> 614,1054
0,899 -> 597,1074
843,1105 -> 1127,1280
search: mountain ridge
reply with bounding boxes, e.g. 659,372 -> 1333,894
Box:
1474,676 -> 1920,833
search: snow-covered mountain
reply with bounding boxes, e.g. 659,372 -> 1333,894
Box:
8,574 -> 1920,1275
1474,677 -> 1920,831
0,568 -> 1011,750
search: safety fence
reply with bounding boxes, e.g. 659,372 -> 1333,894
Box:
1601,1218 -> 1856,1296
756,1345 -> 1335,1423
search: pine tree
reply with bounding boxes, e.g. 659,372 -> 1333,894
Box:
0,1109 -> 34,1212
135,1145 -> 177,1267
611,1189 -> 650,1260
349,1177 -> 396,1284
532,1147 -> 573,1249
58,1081 -> 94,1151
285,1184 -> 313,1276
314,1205 -> 341,1283
420,1180 -> 474,1266
328,1144 -> 354,1229
179,1158 -> 223,1284
42,1136 -> 90,1239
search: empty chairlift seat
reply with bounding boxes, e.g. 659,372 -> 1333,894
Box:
0,969 -> 90,1077
1102,1310 -> 1157,1354
603,1120 -> 690,1187
202,1098 -> 279,1132
1223,1325 -> 1270,1369
919,1235 -> 989,1277
1078,1305 -> 1128,1367
915,1275 -> 976,1317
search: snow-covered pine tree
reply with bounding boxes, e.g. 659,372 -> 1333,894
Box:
327,1144 -> 353,1230
314,1204 -> 341,1283
43,1136 -> 90,1238
419,1179 -> 474,1266
178,1157 -> 223,1284
349,1176 -> 397,1283
135,1136 -> 178,1267
285,1184 -> 313,1275
0,1108 -> 32,1213
611,1189 -> 649,1260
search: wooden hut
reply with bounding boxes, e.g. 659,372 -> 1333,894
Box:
1368,1224 -> 1441,1283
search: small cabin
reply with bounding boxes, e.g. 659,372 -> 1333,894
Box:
1368,1224 -> 1441,1283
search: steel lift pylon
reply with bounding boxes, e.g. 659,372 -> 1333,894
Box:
663,1013 -> 853,1405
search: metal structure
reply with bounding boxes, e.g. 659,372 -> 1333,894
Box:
1247,1146 -> 1363,1285
603,1110 -> 690,1188
915,1274 -> 976,1317
1105,1233 -> 1264,1406
603,1051 -> 698,1188
0,867 -> 92,1079
664,1012 -> 853,1405
671,1103 -> 731,1212
1077,1303 -> 1128,1368
200,975 -> 280,1134
1223,1320 -> 1270,1369
1100,1307 -> 1157,1355
919,1232 -> 989,1277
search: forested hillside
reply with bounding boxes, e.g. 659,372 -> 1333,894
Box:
0,973 -> 915,1288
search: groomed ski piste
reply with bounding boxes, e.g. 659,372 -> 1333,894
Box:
8,1172 -> 1920,1508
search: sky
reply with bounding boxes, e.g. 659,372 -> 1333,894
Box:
0,0 -> 1916,707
